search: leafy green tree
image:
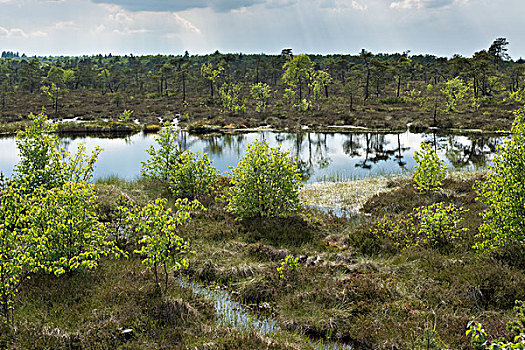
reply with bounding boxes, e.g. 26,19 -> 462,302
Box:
27,181 -> 121,276
130,198 -> 203,290
310,70 -> 332,110
141,123 -> 181,182
474,108 -> 525,251
200,62 -> 225,100
413,142 -> 447,193
441,77 -> 471,112
218,82 -> 245,113
250,82 -> 271,112
169,150 -> 219,200
226,139 -> 303,219
0,175 -> 34,324
282,54 -> 314,103
40,83 -> 65,116
14,111 -> 101,190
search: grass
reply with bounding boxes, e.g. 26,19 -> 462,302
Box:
4,172 -> 524,349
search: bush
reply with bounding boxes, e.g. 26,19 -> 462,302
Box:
413,142 -> 447,193
27,182 -> 122,276
14,111 -> 101,190
467,300 -> 525,349
226,139 -> 303,219
126,198 -> 203,289
474,108 -> 525,251
141,123 -> 181,182
373,202 -> 468,250
169,150 -> 219,200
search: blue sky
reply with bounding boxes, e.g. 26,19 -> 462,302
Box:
0,0 -> 523,58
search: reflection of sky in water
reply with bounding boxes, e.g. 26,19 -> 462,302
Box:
0,131 -> 503,183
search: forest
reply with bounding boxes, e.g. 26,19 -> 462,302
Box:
0,37 -> 523,133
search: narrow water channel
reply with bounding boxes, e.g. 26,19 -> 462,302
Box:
177,278 -> 353,350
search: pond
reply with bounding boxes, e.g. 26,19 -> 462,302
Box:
0,129 -> 503,183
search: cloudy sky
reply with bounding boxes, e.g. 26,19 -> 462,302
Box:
0,0 -> 523,58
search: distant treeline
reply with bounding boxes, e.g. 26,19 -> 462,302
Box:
1,38 -> 524,121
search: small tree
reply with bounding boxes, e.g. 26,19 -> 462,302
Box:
250,82 -> 271,112
226,139 -> 303,219
130,198 -> 203,290
14,111 -> 101,190
169,150 -> 219,200
27,181 -> 121,276
141,123 -> 181,182
413,142 -> 447,193
474,108 -> 525,251
0,175 -> 34,324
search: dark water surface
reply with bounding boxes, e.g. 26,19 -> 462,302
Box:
0,130 -> 503,182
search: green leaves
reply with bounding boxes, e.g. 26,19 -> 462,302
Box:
474,107 -> 525,251
226,139 -> 303,219
373,202 -> 468,250
413,142 -> 447,193
140,123 -> 181,182
27,182 -> 121,276
125,198 -> 203,288
14,111 -> 101,190
169,150 -> 219,200
250,83 -> 271,113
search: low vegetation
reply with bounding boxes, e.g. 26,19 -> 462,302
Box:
1,108 -> 525,349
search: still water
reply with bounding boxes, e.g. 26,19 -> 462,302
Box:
0,130 -> 503,183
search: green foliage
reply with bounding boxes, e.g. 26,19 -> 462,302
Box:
474,108 -> 525,251
467,301 -> 525,349
169,150 -> 219,200
0,175 -> 33,323
441,77 -> 471,112
129,198 -> 203,288
250,82 -> 271,112
14,111 -> 101,190
118,109 -> 133,121
40,83 -> 65,115
141,123 -> 181,182
226,139 -> 303,219
413,142 -> 447,193
283,88 -> 296,104
218,82 -> 245,113
27,181 -> 122,276
277,255 -> 298,279
373,202 -> 468,250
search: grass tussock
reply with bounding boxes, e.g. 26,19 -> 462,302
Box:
5,173 -> 525,349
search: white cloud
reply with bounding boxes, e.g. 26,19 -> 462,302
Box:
31,30 -> 48,37
390,0 -> 458,9
0,26 -> 28,38
93,23 -> 105,34
54,20 -> 75,29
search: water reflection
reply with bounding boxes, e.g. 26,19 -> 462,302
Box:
0,131 -> 503,183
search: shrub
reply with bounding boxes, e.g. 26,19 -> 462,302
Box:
14,111 -> 101,190
413,142 -> 447,193
474,108 -> 525,251
226,139 -> 303,219
169,150 -> 219,200
27,181 -> 122,276
373,202 -> 468,250
0,175 -> 32,323
277,255 -> 298,280
127,198 -> 203,290
141,123 -> 181,182
467,300 -> 525,349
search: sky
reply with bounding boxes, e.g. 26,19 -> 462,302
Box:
0,0 -> 523,58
